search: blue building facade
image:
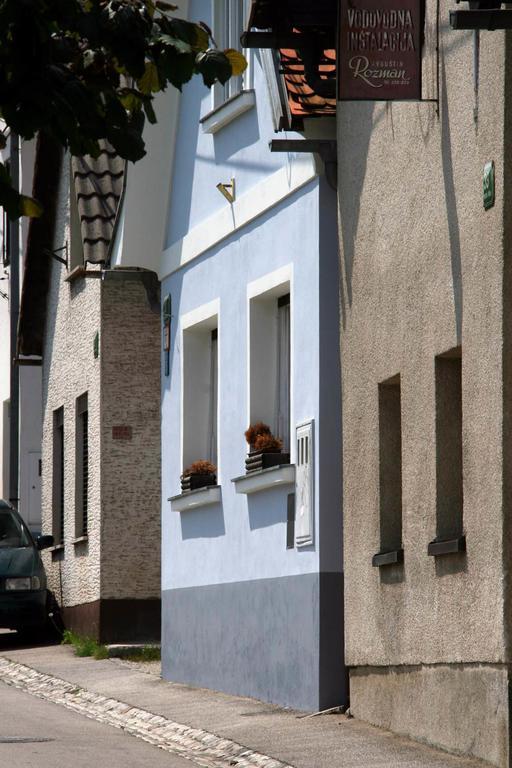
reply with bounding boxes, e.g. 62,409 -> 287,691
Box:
160,0 -> 345,711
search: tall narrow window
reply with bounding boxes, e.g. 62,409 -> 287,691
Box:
373,375 -> 403,565
208,329 -> 218,466
214,0 -> 244,105
52,407 -> 64,544
2,160 -> 10,267
182,313 -> 219,472
431,349 -> 464,551
276,294 -> 290,450
75,393 -> 89,537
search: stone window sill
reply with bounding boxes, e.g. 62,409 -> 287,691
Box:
65,266 -> 102,283
200,90 -> 256,134
232,464 -> 296,495
372,549 -> 404,567
72,535 -> 88,546
427,535 -> 466,557
48,543 -> 64,553
169,485 -> 222,512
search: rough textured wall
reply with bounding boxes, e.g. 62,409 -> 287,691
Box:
41,162 -> 102,608
339,17 -> 507,666
99,276 -> 161,600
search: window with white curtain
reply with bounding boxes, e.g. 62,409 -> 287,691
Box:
214,0 -> 245,105
275,294 -> 290,450
208,329 -> 218,466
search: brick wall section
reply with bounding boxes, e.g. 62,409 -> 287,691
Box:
41,160 -> 161,610
41,162 -> 102,607
99,277 -> 161,600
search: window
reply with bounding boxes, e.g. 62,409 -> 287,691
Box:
249,281 -> 291,451
276,294 -> 290,451
434,348 -> 463,542
75,393 -> 89,537
69,161 -> 84,270
52,407 -> 65,545
214,0 -> 245,106
377,375 -> 403,557
182,313 -> 219,471
2,160 -> 10,268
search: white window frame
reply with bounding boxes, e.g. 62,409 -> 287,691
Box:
180,299 -> 221,479
247,265 -> 294,456
213,0 -> 247,108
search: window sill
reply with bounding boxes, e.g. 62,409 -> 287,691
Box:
232,464 -> 296,495
48,543 -> 64,553
372,549 -> 404,567
169,485 -> 222,512
65,266 -> 102,283
200,90 -> 256,134
72,535 -> 88,546
427,536 -> 466,557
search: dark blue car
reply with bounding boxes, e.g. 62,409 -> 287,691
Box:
0,500 -> 54,635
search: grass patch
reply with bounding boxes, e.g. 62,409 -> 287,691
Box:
122,646 -> 161,663
62,629 -> 108,660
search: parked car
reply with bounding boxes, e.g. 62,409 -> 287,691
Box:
0,500 -> 54,636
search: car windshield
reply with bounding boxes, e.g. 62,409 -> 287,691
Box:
0,509 -> 31,549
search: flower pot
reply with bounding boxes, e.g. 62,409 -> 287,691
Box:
245,450 -> 290,474
181,473 -> 217,493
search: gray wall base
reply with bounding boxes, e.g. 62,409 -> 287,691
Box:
349,664 -> 510,768
162,573 -> 345,712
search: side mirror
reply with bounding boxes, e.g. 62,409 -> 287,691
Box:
36,534 -> 54,551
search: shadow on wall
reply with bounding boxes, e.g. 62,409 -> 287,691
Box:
180,502 -> 226,540
337,101 -> 377,329
440,55 -> 463,346
247,487 -> 289,531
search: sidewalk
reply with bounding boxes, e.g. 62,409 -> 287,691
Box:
0,641 -> 489,768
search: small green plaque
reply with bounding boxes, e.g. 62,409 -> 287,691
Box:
483,161 -> 495,210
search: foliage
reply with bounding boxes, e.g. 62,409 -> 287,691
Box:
182,459 -> 216,477
62,629 -> 109,659
244,422 -> 272,447
0,0 -> 247,218
253,433 -> 283,453
121,645 -> 161,662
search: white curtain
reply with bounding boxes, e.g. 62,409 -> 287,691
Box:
275,301 -> 291,451
208,331 -> 218,465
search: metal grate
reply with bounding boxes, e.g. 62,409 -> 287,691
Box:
82,410 -> 88,536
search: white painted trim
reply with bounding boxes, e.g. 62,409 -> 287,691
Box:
160,157 -> 317,279
169,485 -> 222,512
247,265 -> 293,300
180,298 -> 221,484
181,298 -> 220,331
232,465 -> 296,495
245,265 -> 294,453
201,90 -> 256,134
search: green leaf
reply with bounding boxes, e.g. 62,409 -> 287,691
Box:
224,48 -> 247,77
19,195 -> 43,218
155,1 -> 179,11
195,49 -> 232,87
138,61 -> 160,94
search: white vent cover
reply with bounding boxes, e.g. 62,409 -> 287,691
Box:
295,419 -> 314,547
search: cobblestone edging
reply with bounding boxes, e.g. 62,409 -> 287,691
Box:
0,658 -> 295,768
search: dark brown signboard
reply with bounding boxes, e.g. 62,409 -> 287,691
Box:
339,0 -> 423,101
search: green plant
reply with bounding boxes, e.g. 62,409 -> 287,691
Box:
61,630 -> 108,660
123,645 -> 161,662
182,460 -> 216,477
244,422 -> 272,447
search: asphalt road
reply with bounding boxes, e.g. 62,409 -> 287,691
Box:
0,681 -> 193,768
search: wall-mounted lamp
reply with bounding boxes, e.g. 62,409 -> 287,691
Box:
216,178 -> 236,204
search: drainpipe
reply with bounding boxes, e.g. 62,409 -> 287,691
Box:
8,132 -> 19,509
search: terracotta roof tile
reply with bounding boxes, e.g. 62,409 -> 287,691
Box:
280,48 -> 337,121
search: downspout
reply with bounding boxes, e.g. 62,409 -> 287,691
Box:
8,132 -> 19,509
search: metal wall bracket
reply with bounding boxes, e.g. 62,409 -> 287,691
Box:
269,139 -> 338,190
43,242 -> 68,269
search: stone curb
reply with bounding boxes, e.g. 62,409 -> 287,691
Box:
0,657 -> 295,768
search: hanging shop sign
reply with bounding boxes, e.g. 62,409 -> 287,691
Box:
338,0 -> 423,101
